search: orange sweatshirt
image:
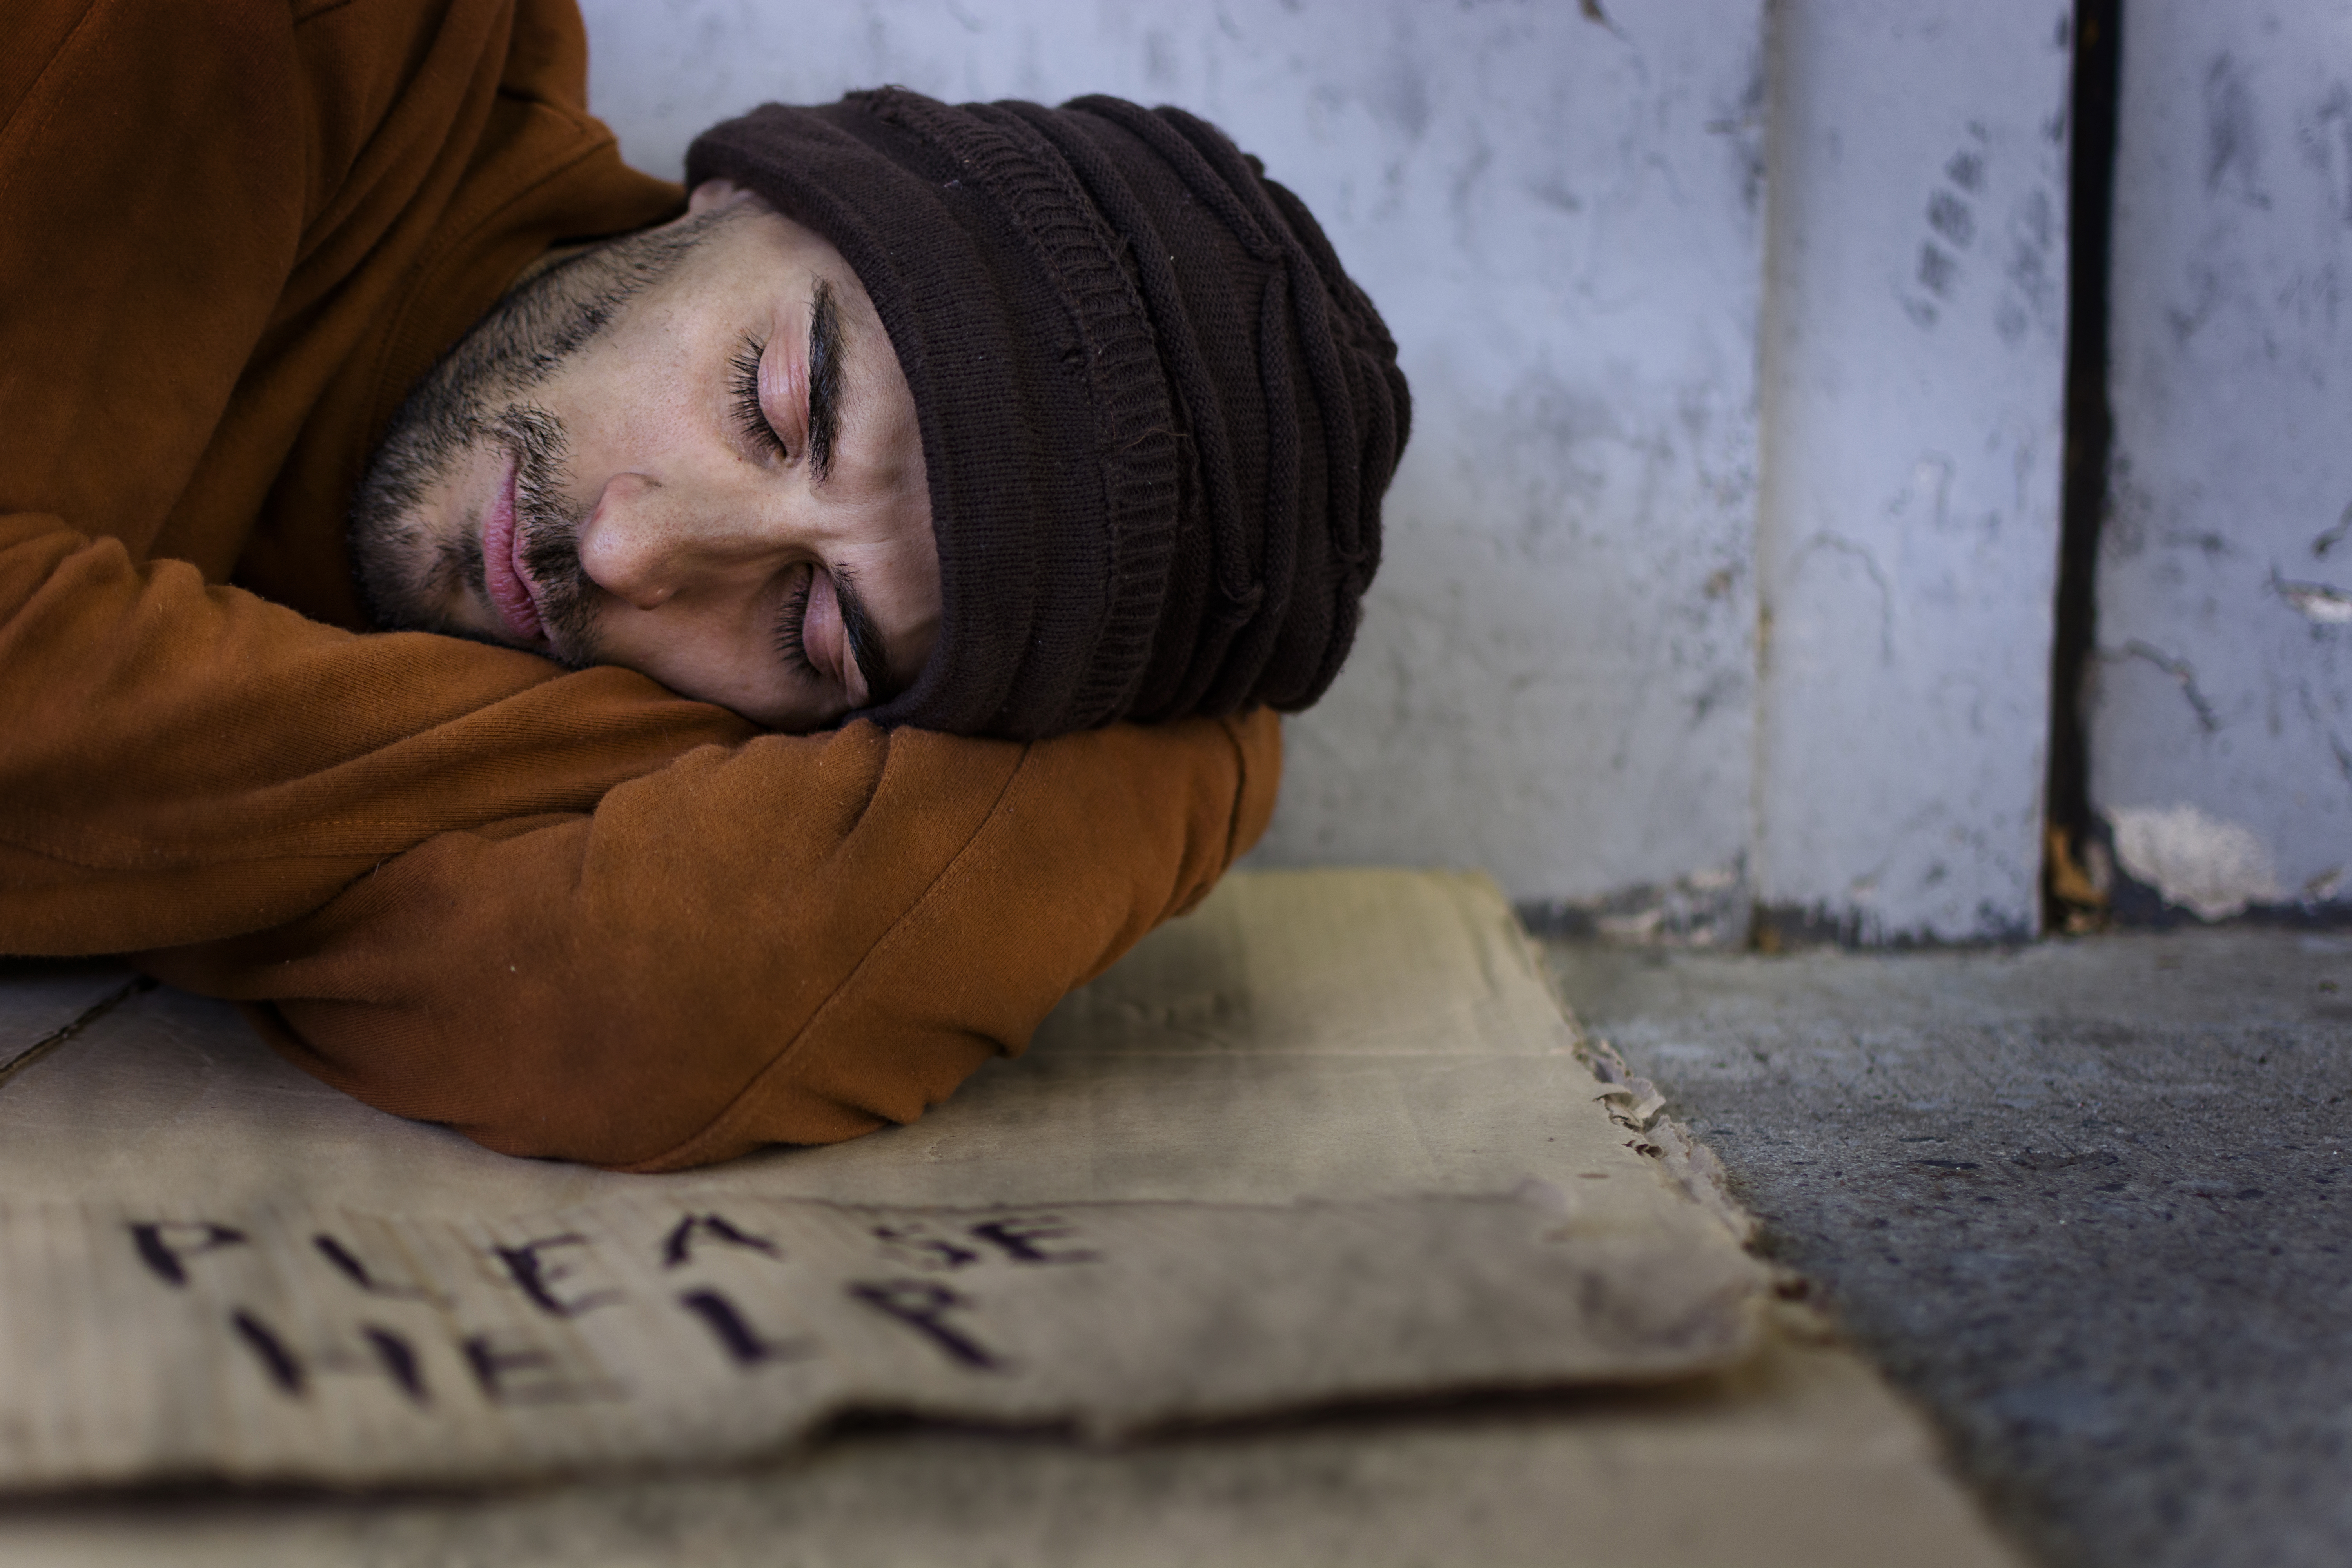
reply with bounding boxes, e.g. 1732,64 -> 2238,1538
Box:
0,0 -> 1278,1170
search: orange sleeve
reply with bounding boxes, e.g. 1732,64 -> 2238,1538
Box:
0,0 -> 748,957
143,710 -> 1284,1171
0,511 -> 752,954
3,0 -> 1284,1172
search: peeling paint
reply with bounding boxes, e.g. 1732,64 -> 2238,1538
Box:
1790,531 -> 1897,663
2315,503 -> 2352,559
2110,803 -> 2284,921
2094,3 -> 2352,910
1918,240 -> 1960,297
1518,864 -> 1748,948
2203,53 -> 2268,205
1928,188 -> 1977,247
2276,577 -> 2352,624
2112,640 -> 2222,731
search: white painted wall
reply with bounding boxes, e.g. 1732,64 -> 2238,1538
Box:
576,0 -> 1771,913
2092,0 -> 2352,918
1751,0 -> 2074,942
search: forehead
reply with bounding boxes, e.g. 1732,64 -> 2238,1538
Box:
699,201 -> 842,283
677,203 -> 875,341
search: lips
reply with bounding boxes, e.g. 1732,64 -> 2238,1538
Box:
481,453 -> 545,644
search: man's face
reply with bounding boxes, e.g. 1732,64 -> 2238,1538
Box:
350,184 -> 937,730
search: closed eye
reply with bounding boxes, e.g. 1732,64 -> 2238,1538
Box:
729,335 -> 789,461
773,565 -> 820,684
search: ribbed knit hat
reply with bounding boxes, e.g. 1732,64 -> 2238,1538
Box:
686,89 -> 1409,739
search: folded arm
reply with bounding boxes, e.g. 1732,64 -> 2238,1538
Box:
143,711 -> 1281,1171
4,511 -> 1281,1171
0,511 -> 752,955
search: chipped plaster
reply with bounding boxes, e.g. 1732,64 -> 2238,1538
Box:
2108,802 -> 2283,921
2092,0 -> 2352,915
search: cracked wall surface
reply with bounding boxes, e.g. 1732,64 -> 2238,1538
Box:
2092,0 -> 2352,913
572,0 -> 1769,907
1751,1 -> 2074,941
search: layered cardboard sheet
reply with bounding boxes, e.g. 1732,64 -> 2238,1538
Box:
0,871 -> 2023,1566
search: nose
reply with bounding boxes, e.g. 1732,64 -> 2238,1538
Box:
574,470 -> 783,612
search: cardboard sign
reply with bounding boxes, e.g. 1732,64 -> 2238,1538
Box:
0,1191 -> 1757,1488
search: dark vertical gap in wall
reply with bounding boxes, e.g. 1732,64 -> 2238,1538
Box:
2043,0 -> 2122,931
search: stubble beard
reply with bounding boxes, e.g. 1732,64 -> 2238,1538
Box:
347,209 -> 730,662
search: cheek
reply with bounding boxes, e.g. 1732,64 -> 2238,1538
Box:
537,336 -> 704,472
595,608 -> 736,695
882,521 -> 945,637
589,603 -> 841,729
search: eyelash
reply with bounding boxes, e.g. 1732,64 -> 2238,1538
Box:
773,569 -> 820,684
730,335 -> 789,461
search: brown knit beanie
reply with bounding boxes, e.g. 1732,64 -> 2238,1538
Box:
686,89 -> 1410,739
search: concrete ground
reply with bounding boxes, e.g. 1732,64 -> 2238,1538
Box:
1544,926 -> 2352,1568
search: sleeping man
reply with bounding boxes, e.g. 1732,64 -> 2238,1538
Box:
0,0 -> 1407,1171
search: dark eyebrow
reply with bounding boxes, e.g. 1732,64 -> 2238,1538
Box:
806,279 -> 844,482
831,565 -> 904,707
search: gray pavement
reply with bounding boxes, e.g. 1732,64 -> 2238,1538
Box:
1545,926 -> 2352,1568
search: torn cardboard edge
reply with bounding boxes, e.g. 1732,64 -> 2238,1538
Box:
1579,1038 -> 1757,1248
1506,912 -> 1758,1249
1529,945 -> 1866,1345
